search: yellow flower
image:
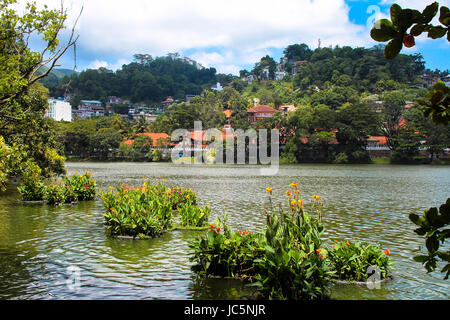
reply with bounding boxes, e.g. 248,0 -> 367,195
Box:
266,187 -> 273,194
162,178 -> 165,182
74,170 -> 78,175
166,189 -> 171,195
291,200 -> 297,206
290,182 -> 298,189
142,176 -> 146,179
129,199 -> 133,203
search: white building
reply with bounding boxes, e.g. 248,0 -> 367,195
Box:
275,71 -> 287,81
46,98 -> 72,121
211,82 -> 223,91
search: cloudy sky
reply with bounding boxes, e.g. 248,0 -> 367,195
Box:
26,0 -> 450,74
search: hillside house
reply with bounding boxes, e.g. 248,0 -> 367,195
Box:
247,105 -> 276,124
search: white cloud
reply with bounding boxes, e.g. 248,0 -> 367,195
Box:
30,0 -> 385,74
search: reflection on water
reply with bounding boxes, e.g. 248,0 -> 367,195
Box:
0,162 -> 449,300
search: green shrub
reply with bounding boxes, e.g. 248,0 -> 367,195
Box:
17,162 -> 46,201
178,203 -> 211,227
190,183 -> 332,300
45,184 -> 66,205
99,181 -> 199,237
326,240 -> 393,281
63,171 -> 97,201
190,217 -> 263,280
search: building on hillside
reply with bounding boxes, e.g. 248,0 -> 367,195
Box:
160,96 -> 174,109
46,98 -> 72,121
279,105 -> 297,115
247,105 -> 276,124
241,74 -> 255,85
73,101 -> 105,119
107,96 -> 121,105
80,100 -> 102,107
186,94 -> 199,104
275,71 -> 287,81
211,82 -> 223,91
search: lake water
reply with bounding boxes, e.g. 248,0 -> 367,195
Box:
0,162 -> 449,300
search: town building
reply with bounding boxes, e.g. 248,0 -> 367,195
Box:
46,98 -> 72,121
279,105 -> 297,115
160,96 -> 174,109
247,105 -> 276,124
211,82 -> 223,91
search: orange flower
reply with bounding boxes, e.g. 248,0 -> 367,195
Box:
266,187 -> 273,194
316,248 -> 321,254
346,242 -> 350,246
216,226 -> 221,232
290,182 -> 298,189
384,249 -> 390,255
286,190 -> 292,198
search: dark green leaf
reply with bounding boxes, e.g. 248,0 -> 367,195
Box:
398,9 -> 420,31
425,236 -> 439,253
409,213 -> 422,225
390,4 -> 402,26
371,19 -> 397,42
428,26 -> 448,39
384,38 -> 403,59
413,255 -> 429,263
439,6 -> 450,26
410,24 -> 425,36
422,2 -> 439,24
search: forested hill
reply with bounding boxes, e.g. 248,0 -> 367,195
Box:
289,45 -> 427,92
47,54 -> 219,104
44,44 -> 440,105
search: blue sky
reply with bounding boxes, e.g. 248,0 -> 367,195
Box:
29,0 -> 450,74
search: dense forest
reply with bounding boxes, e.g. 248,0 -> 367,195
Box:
45,44 -> 429,105
48,53 -> 219,104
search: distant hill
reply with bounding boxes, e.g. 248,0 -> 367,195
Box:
37,66 -> 78,89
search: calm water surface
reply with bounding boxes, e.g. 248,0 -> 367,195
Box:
0,162 -> 449,300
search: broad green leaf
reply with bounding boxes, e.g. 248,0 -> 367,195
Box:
384,38 -> 403,59
413,255 -> 429,263
427,26 -> 448,39
390,3 -> 402,26
439,6 -> 450,26
410,24 -> 425,37
371,19 -> 397,42
422,2 -> 439,24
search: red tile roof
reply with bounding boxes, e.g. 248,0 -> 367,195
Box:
247,105 -> 276,114
121,132 -> 171,147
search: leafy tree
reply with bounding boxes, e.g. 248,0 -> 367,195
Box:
283,43 -> 313,61
0,0 -> 79,182
89,127 -> 122,158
